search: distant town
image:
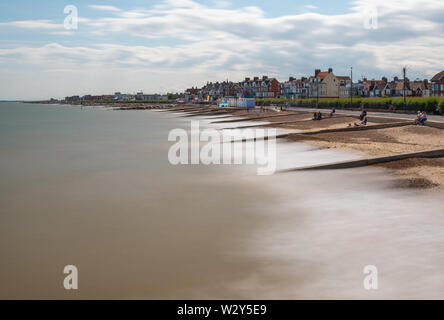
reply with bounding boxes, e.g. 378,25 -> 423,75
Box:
58,68 -> 444,104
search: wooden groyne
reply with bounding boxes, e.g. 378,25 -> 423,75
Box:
160,107 -> 205,113
226,133 -> 292,143
181,109 -> 240,117
222,116 -> 350,130
222,121 -> 414,144
210,112 -> 306,124
278,148 -> 444,173
302,121 -> 412,135
203,115 -> 241,120
426,122 -> 444,130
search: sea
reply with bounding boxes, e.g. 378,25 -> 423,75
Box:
0,102 -> 443,299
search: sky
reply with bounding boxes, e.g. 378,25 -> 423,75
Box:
0,0 -> 443,100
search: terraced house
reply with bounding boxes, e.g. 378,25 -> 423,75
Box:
431,70 -> 444,97
281,77 -> 310,99
337,76 -> 352,98
410,80 -> 431,97
358,78 -> 387,97
188,70 -> 439,101
238,76 -> 280,99
309,68 -> 351,98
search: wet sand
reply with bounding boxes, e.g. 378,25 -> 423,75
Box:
290,125 -> 444,155
284,125 -> 444,188
194,106 -> 444,189
277,116 -> 377,131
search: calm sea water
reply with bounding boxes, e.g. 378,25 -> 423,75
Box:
1,102 -> 443,299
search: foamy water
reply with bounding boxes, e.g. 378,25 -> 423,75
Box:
0,103 -> 443,299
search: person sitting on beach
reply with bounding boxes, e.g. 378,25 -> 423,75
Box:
313,112 -> 322,121
363,117 -> 368,125
419,111 -> 428,126
354,116 -> 368,127
330,108 -> 336,117
414,111 -> 421,125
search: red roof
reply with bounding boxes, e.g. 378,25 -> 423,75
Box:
337,76 -> 351,81
431,70 -> 444,82
410,81 -> 427,91
394,81 -> 408,91
362,83 -> 371,90
317,72 -> 329,80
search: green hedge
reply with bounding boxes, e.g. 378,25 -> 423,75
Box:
439,100 -> 444,115
256,97 -> 444,113
80,99 -> 176,104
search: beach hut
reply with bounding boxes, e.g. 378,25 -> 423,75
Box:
226,98 -> 255,108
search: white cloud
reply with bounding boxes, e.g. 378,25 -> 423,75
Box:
0,0 -> 444,99
0,19 -> 61,29
212,0 -> 231,8
50,31 -> 75,36
89,5 -> 122,12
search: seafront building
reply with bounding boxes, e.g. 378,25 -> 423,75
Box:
61,69 -> 444,103
237,76 -> 281,99
135,92 -> 168,101
182,68 -> 442,102
307,68 -> 352,99
431,71 -> 444,97
281,77 -> 310,99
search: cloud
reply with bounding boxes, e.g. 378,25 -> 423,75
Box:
0,19 -> 61,29
0,0 -> 444,99
89,5 -> 122,12
212,0 -> 231,8
50,31 -> 75,36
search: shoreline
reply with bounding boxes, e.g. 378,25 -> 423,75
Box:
38,101 -> 444,189
163,104 -> 444,189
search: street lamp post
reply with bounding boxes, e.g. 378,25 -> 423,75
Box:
403,67 -> 407,111
350,67 -> 353,107
316,78 -> 319,109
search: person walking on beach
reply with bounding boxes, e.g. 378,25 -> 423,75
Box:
359,108 -> 367,121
